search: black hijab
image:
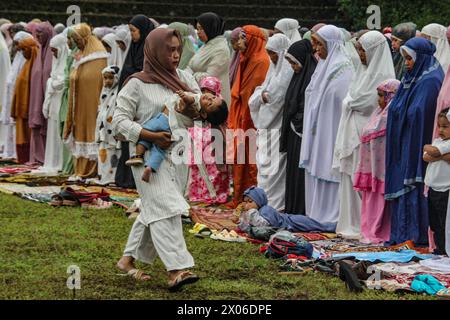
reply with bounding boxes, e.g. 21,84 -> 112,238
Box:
195,12 -> 224,43
280,40 -> 317,152
118,14 -> 155,89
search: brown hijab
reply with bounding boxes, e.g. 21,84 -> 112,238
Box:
126,28 -> 193,93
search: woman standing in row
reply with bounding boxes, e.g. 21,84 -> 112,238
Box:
186,12 -> 231,105
280,39 -> 317,214
28,21 -> 54,165
385,37 -> 444,245
64,23 -> 108,178
300,25 -> 354,224
228,25 -> 270,208
115,15 -> 155,189
249,33 -> 292,211
333,31 -> 395,239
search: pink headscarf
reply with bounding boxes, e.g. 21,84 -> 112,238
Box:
29,21 -> 55,130
229,27 -> 242,89
26,22 -> 39,38
447,25 -> 450,38
311,23 -> 326,34
433,65 -> 450,139
199,76 -> 222,98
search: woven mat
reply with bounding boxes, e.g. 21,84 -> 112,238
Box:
190,206 -> 238,231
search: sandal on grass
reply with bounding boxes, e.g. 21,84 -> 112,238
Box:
120,269 -> 151,282
194,227 -> 213,239
189,223 -> 208,234
168,271 -> 199,292
210,229 -> 246,243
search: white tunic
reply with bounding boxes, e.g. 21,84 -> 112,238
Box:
424,138 -> 450,192
113,70 -> 200,226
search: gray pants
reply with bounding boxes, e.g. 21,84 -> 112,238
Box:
123,215 -> 194,272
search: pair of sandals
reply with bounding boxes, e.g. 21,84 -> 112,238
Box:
210,229 -> 247,243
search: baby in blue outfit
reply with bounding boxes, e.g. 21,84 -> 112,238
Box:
126,90 -> 228,182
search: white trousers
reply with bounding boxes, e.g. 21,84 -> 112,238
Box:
123,215 -> 194,272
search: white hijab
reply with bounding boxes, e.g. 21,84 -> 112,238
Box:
49,34 -> 69,81
421,23 -> 450,73
0,31 -> 11,122
341,28 -> 361,71
300,25 -> 354,182
333,30 -> 395,173
249,33 -> 293,129
115,26 -> 131,69
275,18 -> 302,43
1,31 -> 32,124
102,33 -> 124,68
43,34 -> 70,119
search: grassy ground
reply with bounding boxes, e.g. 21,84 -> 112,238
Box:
0,193 -> 435,300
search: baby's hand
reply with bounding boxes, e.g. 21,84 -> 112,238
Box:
176,90 -> 195,105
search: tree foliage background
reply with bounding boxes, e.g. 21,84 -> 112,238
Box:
337,0 -> 450,31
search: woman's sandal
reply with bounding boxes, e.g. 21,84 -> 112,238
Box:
126,269 -> 152,282
168,271 -> 199,292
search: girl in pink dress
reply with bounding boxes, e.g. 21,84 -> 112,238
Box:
188,76 -> 230,204
353,79 -> 400,244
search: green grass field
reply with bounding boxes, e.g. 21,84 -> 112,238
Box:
0,193 -> 435,300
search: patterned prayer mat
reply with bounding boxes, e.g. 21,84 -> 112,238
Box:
190,206 -> 238,231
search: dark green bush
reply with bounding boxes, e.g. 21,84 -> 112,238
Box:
337,0 -> 450,31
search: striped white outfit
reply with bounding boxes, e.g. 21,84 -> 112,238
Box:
113,69 -> 200,270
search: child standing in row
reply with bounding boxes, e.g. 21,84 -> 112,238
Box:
424,107 -> 450,255
95,65 -> 122,185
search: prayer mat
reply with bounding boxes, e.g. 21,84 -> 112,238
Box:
0,183 -> 61,195
190,206 -> 238,231
0,174 -> 69,186
0,167 -> 35,174
294,232 -> 335,241
68,185 -> 139,199
365,272 -> 450,292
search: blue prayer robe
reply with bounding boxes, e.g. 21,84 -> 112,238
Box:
385,37 -> 444,245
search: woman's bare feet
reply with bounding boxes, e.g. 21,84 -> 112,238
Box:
142,167 -> 152,183
117,256 -> 136,273
117,256 -> 151,281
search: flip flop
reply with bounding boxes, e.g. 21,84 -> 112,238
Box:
168,271 -> 199,292
194,227 -> 213,239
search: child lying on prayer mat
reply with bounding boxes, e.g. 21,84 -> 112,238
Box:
241,186 -> 337,233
